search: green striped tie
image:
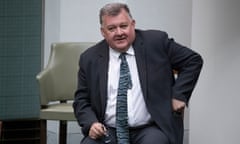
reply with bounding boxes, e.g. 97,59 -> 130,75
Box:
116,53 -> 132,144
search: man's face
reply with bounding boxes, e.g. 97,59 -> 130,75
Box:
100,9 -> 136,52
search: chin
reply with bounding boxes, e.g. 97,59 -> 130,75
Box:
115,46 -> 128,52
115,43 -> 129,49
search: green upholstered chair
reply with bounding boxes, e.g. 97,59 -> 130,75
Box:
36,42 -> 95,144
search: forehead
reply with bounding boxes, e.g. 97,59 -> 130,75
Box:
101,10 -> 132,26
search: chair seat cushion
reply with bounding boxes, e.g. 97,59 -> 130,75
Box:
40,103 -> 76,121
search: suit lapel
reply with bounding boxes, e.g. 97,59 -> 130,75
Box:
97,41 -> 109,118
133,33 -> 148,99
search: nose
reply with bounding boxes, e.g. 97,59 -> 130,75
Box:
115,27 -> 123,35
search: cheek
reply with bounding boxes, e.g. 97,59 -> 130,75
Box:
126,32 -> 134,40
101,30 -> 111,39
105,33 -> 114,40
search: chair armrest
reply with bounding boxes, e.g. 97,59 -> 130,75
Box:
36,67 -> 54,106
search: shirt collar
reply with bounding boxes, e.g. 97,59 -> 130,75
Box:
109,46 -> 135,59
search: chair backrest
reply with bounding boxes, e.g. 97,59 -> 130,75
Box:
37,42 -> 95,105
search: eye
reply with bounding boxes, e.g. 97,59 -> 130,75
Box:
120,24 -> 128,29
107,26 -> 116,32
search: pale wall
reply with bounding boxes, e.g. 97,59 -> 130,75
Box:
190,0 -> 240,143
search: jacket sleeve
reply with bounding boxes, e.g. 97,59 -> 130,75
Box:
164,32 -> 203,104
73,52 -> 98,136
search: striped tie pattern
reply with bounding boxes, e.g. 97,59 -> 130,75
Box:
116,53 -> 132,144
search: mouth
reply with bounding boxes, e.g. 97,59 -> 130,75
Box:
114,36 -> 127,42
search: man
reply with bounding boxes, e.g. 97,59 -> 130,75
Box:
73,2 -> 203,144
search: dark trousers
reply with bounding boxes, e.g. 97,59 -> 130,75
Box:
81,124 -> 169,144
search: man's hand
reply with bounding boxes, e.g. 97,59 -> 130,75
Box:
88,122 -> 106,140
172,98 -> 186,113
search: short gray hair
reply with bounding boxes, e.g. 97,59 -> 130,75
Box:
99,2 -> 132,25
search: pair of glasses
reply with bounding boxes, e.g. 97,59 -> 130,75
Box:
101,126 -> 112,144
103,131 -> 111,143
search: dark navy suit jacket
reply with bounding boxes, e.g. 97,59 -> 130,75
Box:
73,29 -> 203,144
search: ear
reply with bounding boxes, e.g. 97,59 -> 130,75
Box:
131,19 -> 136,27
100,27 -> 106,38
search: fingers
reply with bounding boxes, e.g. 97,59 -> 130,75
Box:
89,122 -> 106,140
172,98 -> 186,112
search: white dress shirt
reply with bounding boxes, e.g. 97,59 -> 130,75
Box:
104,46 -> 152,127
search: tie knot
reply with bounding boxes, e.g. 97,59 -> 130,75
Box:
119,52 -> 127,61
119,52 -> 132,89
